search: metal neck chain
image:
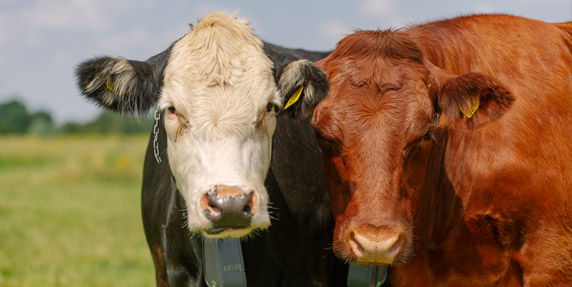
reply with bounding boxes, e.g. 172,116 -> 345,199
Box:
153,106 -> 162,164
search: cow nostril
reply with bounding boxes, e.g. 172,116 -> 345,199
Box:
348,230 -> 364,254
242,191 -> 255,216
207,202 -> 221,214
201,193 -> 222,217
242,204 -> 252,216
388,234 -> 403,255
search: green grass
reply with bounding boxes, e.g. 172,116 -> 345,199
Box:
0,135 -> 155,286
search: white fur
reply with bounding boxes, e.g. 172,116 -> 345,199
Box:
159,12 -> 280,237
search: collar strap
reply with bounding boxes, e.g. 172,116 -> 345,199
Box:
202,237 -> 387,286
202,237 -> 247,287
347,263 -> 388,287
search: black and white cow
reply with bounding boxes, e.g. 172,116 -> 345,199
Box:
76,12 -> 347,286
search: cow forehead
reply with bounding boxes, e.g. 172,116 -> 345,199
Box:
314,60 -> 433,142
318,29 -> 427,89
160,12 -> 277,134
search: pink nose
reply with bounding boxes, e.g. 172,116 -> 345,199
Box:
347,224 -> 405,264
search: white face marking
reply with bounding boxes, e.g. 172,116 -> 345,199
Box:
158,12 -> 280,237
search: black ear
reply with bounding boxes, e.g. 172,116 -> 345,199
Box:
277,59 -> 329,118
75,46 -> 171,115
437,72 -> 513,129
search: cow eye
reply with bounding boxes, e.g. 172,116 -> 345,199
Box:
167,105 -> 176,114
315,131 -> 345,161
266,102 -> 279,113
423,132 -> 431,141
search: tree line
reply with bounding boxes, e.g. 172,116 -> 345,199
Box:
0,99 -> 154,135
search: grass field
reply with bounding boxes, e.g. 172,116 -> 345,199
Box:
0,135 -> 155,286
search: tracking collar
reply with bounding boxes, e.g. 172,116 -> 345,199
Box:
203,237 -> 247,287
202,237 -> 388,286
347,264 -> 388,287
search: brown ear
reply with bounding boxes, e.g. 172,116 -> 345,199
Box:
435,71 -> 513,129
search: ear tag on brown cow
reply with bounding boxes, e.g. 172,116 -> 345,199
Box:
106,79 -> 117,94
284,85 -> 304,110
460,96 -> 480,119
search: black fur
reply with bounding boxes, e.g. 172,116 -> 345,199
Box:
264,43 -> 331,118
75,44 -> 172,115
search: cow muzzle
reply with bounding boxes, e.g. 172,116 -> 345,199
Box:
200,184 -> 258,237
346,224 -> 407,265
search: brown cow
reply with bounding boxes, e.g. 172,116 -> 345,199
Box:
308,14 -> 572,286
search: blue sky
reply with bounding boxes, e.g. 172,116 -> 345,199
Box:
1,0 -> 569,123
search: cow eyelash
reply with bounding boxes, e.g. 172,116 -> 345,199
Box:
166,105 -> 189,125
383,84 -> 401,91
416,131 -> 434,144
423,132 -> 431,141
315,131 -> 346,162
403,131 -> 432,151
266,102 -> 280,113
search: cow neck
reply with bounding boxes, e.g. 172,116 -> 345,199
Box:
413,128 -> 464,250
270,115 -> 332,229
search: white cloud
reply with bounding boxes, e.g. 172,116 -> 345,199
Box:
0,25 -> 5,46
474,2 -> 495,13
1,0 -> 153,34
359,0 -> 396,18
0,0 -> 114,47
25,0 -> 127,31
510,0 -> 560,4
93,27 -> 151,55
195,3 -> 235,16
320,20 -> 352,42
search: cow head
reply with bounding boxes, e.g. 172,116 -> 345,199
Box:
302,30 -> 513,264
75,12 -> 327,238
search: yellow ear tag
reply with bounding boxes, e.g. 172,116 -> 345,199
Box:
284,85 -> 304,110
460,96 -> 480,119
106,79 -> 117,94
